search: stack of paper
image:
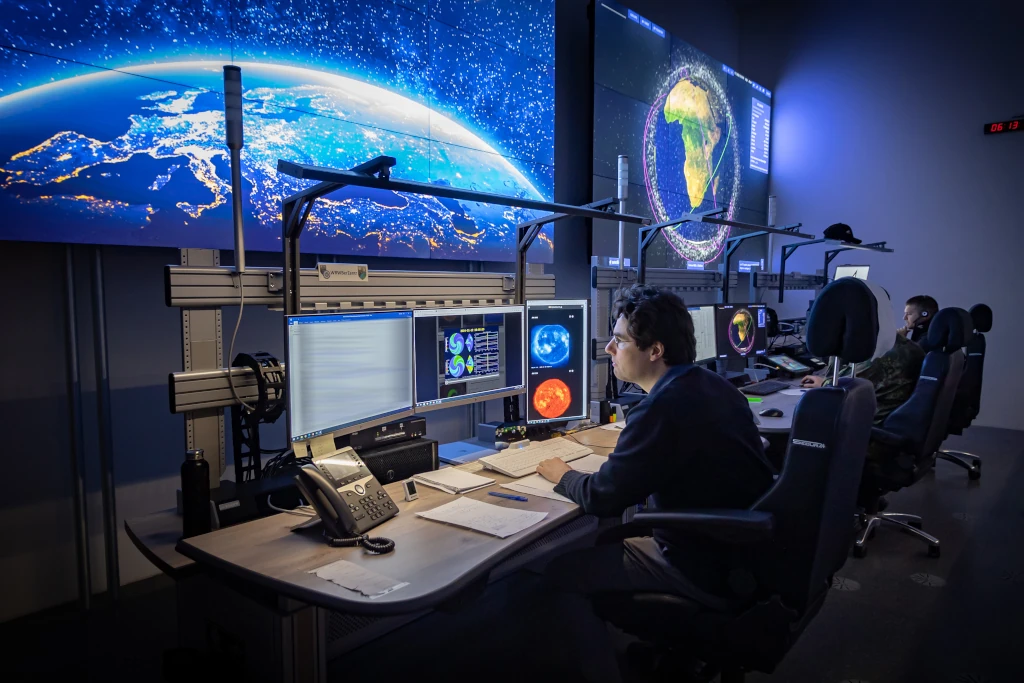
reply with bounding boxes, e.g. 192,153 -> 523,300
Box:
413,467 -> 495,494
417,497 -> 548,538
500,454 -> 608,503
600,422 -> 625,431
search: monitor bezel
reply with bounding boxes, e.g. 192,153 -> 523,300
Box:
525,299 -> 590,425
286,309 -> 416,444
713,303 -> 769,360
412,304 -> 527,413
833,264 -> 870,281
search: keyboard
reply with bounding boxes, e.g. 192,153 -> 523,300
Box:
740,379 -> 792,396
479,438 -> 593,478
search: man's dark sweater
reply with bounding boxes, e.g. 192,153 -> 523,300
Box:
555,363 -> 775,598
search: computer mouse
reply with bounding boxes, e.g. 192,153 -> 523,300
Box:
759,407 -> 784,418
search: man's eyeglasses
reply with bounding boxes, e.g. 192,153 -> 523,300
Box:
611,337 -> 633,349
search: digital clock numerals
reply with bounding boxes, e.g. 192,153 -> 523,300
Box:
987,119 -> 1021,134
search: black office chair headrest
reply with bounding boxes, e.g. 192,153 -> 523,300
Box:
970,304 -> 992,333
805,278 -> 879,363
921,308 -> 973,353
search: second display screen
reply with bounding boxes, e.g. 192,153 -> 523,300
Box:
526,300 -> 589,424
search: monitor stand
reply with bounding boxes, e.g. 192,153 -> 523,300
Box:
711,359 -> 750,387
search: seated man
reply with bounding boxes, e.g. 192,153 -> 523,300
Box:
535,285 -> 774,681
898,294 -> 939,343
802,283 -> 924,425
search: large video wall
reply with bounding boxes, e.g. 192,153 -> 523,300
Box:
593,1 -> 772,266
0,1 -> 554,262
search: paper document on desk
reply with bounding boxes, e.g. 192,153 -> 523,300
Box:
600,422 -> 625,431
310,560 -> 408,599
502,475 -> 573,503
780,389 -> 807,396
417,497 -> 548,538
413,468 -> 495,494
570,454 -> 608,473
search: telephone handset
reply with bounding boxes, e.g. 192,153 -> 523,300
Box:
293,447 -> 398,553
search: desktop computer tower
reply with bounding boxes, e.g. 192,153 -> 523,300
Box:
356,437 -> 439,484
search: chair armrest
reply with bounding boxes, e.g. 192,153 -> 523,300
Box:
870,426 -> 914,449
597,510 -> 774,545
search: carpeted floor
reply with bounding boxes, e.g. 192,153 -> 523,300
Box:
4,427 -> 1022,683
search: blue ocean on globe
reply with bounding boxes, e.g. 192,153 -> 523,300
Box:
530,325 -> 571,368
0,61 -> 554,260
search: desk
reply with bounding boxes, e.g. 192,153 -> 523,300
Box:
176,469 -> 586,616
745,383 -> 808,433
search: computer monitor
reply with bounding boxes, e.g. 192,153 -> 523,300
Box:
714,303 -> 768,359
834,265 -> 869,281
413,305 -> 525,411
286,310 -> 414,442
525,300 -> 589,424
688,305 -> 718,364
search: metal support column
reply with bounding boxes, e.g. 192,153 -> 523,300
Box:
91,246 -> 119,600
180,248 -> 226,486
64,245 -> 91,610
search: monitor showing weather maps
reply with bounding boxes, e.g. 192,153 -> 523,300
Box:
413,305 -> 524,411
525,300 -> 588,424
0,1 -> 554,262
714,303 -> 767,359
593,1 -> 772,266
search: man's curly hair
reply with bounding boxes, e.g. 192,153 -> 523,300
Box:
612,285 -> 696,365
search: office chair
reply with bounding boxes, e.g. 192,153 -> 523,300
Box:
589,278 -> 878,682
936,304 -> 991,479
854,307 -> 971,558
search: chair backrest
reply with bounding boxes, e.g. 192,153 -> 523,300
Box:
884,308 -> 969,456
749,277 -> 879,612
953,304 -> 991,427
753,378 -> 875,612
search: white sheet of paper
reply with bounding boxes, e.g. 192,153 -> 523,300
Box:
780,389 -> 808,396
501,475 -> 574,503
310,560 -> 408,599
570,454 -> 608,473
413,468 -> 495,494
455,460 -> 486,473
416,497 -> 548,538
600,422 -> 625,430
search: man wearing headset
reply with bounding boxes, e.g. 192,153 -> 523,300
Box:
898,295 -> 939,343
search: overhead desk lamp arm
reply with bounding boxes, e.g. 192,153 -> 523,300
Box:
777,238 -> 894,303
720,222 -> 806,303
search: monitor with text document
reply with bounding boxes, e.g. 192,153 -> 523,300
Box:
287,310 -> 414,442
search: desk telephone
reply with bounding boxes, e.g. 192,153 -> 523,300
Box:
294,447 -> 398,553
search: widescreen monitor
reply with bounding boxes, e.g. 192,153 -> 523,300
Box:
525,300 -> 589,424
834,265 -> 869,281
714,303 -> 768,359
287,310 -> 414,442
688,305 -> 718,364
413,305 -> 525,411
593,1 -> 773,267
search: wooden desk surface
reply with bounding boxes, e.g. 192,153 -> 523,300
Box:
176,461 -> 590,616
746,381 -> 807,433
124,509 -> 196,579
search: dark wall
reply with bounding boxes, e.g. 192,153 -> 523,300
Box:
739,0 -> 1024,429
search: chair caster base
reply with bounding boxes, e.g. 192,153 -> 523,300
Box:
968,467 -> 981,481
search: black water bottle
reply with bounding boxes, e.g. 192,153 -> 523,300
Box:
181,449 -> 211,538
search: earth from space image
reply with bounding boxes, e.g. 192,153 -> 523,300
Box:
530,324 -> 571,368
0,61 -> 549,259
533,378 -> 571,419
644,64 -> 741,263
727,308 -> 756,355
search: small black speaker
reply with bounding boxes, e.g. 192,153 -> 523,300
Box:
356,437 -> 438,484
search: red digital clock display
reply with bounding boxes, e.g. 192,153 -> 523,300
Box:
984,118 -> 1022,135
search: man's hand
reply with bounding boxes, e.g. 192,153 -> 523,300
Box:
801,374 -> 826,388
897,326 -> 909,338
537,457 -> 572,483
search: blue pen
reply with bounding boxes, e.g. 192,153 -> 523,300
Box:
489,491 -> 528,502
